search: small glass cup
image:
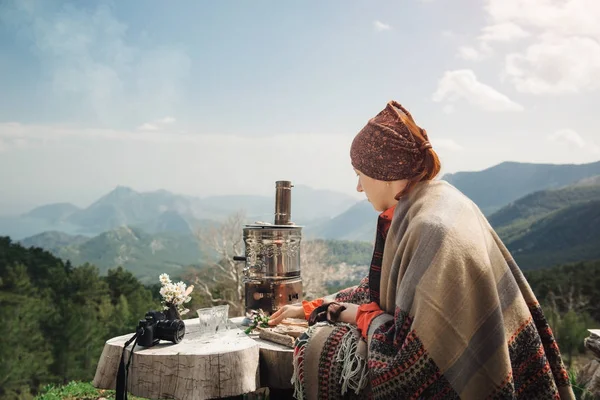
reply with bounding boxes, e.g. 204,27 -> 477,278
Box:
212,305 -> 229,333
196,307 -> 218,338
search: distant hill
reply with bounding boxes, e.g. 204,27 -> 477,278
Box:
489,177 -> 600,269
19,231 -> 89,254
0,215 -> 84,241
1,184 -> 357,239
24,202 -> 81,222
305,161 -> 600,241
6,161 -> 599,245
489,180 -> 600,238
506,200 -> 600,269
133,210 -> 212,235
288,185 -> 360,223
19,227 -> 209,284
443,160 -> 600,215
19,228 -> 375,284
304,200 -> 379,242
65,186 -> 201,233
570,175 -> 600,187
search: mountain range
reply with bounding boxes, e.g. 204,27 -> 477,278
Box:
6,160 -> 600,278
443,160 -> 600,215
0,184 -> 358,240
18,226 -> 207,284
312,175 -> 600,270
310,161 -> 600,242
490,175 -> 600,270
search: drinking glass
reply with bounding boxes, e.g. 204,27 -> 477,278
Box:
196,307 -> 218,338
212,305 -> 229,333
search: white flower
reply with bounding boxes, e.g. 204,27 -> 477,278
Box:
159,273 -> 171,285
158,272 -> 193,316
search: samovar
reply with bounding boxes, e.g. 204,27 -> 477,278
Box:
234,181 -> 303,315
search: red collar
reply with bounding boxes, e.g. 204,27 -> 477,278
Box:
380,204 -> 396,221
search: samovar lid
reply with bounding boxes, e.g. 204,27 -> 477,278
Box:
244,222 -> 304,229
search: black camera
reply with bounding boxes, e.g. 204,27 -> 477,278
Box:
137,310 -> 185,347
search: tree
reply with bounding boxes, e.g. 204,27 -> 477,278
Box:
301,240 -> 329,300
525,260 -> 600,322
56,264 -> 111,382
0,263 -> 53,399
0,237 -> 179,398
107,295 -> 131,341
194,211 -> 246,315
103,266 -> 157,331
543,287 -> 595,368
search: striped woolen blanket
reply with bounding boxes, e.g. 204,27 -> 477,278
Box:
292,180 -> 574,400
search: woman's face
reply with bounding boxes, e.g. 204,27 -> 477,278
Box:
354,169 -> 391,212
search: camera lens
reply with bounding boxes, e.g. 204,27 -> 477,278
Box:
155,319 -> 185,344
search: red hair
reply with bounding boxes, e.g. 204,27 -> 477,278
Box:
395,113 -> 441,200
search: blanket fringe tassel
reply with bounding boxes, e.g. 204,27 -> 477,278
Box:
335,327 -> 369,395
291,323 -> 369,399
291,322 -> 325,400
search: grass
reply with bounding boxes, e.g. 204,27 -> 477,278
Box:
35,381 -> 147,400
34,381 -> 271,400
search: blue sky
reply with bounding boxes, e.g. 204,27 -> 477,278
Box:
1,0 -> 599,214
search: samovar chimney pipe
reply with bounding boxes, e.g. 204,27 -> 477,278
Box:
274,180 -> 293,225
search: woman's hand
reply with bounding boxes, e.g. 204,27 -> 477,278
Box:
268,303 -> 305,326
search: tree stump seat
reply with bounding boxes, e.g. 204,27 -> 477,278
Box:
581,329 -> 600,398
93,316 -> 294,400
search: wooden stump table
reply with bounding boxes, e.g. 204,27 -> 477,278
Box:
230,317 -> 295,391
581,329 -> 600,398
93,317 -> 295,399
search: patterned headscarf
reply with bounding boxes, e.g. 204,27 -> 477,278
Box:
350,100 -> 432,181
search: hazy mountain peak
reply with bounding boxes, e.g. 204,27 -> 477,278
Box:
569,175 -> 600,187
148,188 -> 175,196
107,185 -> 138,196
23,202 -> 80,219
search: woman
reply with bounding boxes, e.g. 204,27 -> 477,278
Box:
268,100 -> 575,400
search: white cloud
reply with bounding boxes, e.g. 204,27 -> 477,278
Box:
458,46 -> 488,61
432,69 -> 524,112
461,0 -> 600,94
485,0 -> 600,39
1,121 -> 595,214
0,125 -> 29,152
373,20 -> 392,32
432,138 -> 463,151
0,1 -> 191,125
158,116 -> 176,124
0,122 -> 362,202
549,129 -> 585,148
548,129 -> 599,153
457,23 -> 528,61
505,34 -> 600,94
138,123 -> 159,131
442,104 -> 455,114
137,116 -> 177,131
479,22 -> 530,42
0,121 -> 473,214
